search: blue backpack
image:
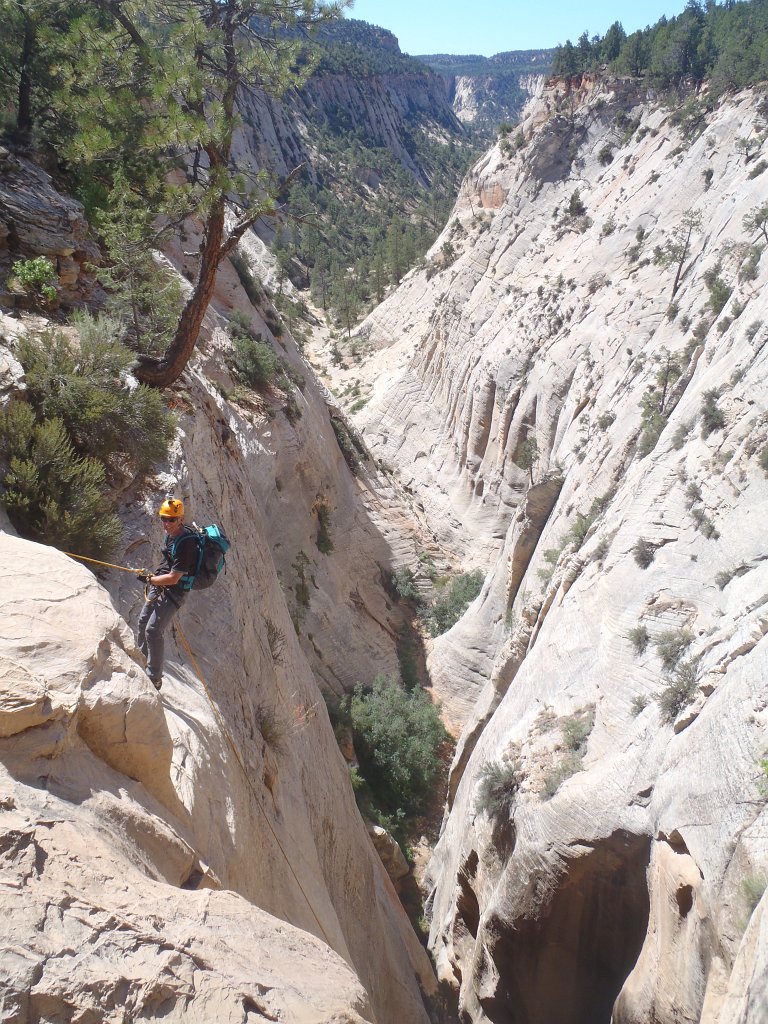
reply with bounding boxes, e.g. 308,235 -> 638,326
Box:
173,524 -> 231,591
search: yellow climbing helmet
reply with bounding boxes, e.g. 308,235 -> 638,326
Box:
158,498 -> 185,519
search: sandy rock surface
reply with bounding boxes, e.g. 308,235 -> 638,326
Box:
338,79 -> 768,1023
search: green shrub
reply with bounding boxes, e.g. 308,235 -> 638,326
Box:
331,417 -> 362,474
425,569 -> 484,636
628,624 -> 650,655
537,543 -> 565,584
229,321 -> 282,389
759,446 -> 768,475
657,659 -> 698,723
562,707 -> 595,751
633,538 -> 655,568
229,248 -> 263,306
700,389 -> 726,438
11,256 -> 57,302
567,511 -> 596,549
691,505 -> 720,539
390,566 -> 421,602
631,695 -> 649,716
350,675 -> 447,815
18,317 -> 173,477
542,752 -> 583,798
655,629 -> 694,670
715,567 -> 740,590
0,403 -> 122,558
598,144 -> 614,166
672,421 -> 693,450
95,177 -> 183,354
567,190 -> 586,217
474,760 -> 521,819
707,276 -> 733,317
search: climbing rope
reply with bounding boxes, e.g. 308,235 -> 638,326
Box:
64,548 -> 335,948
63,550 -> 146,575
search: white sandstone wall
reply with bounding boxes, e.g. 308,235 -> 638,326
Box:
0,190 -> 435,1021
346,78 -> 768,1023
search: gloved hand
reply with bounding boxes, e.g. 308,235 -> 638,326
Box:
136,569 -> 152,584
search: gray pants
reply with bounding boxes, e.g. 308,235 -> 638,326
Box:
137,588 -> 184,680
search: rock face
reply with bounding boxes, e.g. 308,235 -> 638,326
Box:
0,239 -> 436,1016
0,149 -> 100,306
232,43 -> 464,193
418,51 -> 552,127
346,77 -> 768,1022
450,73 -> 542,127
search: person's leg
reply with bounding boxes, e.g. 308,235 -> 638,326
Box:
144,592 -> 181,681
137,595 -> 155,659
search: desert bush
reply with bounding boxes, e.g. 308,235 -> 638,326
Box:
538,542 -> 566,584
741,874 -> 767,917
11,255 -> 57,302
567,190 -> 586,217
542,752 -> 583,799
350,675 -> 447,815
18,316 -> 173,477
390,566 -> 421,602
331,417 -> 364,474
598,144 -> 614,166
229,248 -> 263,306
657,659 -> 698,722
563,706 -> 595,752
707,276 -> 732,316
691,506 -> 720,539
715,566 -> 740,590
265,618 -> 286,663
700,389 -> 726,438
425,570 -> 484,636
228,314 -> 281,389
759,446 -> 768,475
253,702 -> 286,751
655,628 -> 694,670
0,403 -> 122,558
633,537 -> 655,568
672,421 -> 693,450
631,695 -> 649,716
628,624 -> 650,655
474,760 -> 521,819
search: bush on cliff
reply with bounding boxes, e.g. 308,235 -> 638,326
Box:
0,403 -> 122,558
424,569 -> 484,636
349,675 -> 447,817
0,315 -> 174,557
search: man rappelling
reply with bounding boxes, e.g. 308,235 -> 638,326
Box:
137,498 -> 198,690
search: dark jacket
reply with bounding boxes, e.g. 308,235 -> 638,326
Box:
158,527 -> 198,601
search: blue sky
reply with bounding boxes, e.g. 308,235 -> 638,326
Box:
345,0 -> 690,56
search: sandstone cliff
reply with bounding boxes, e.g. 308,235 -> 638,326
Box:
0,156 -> 436,1017
344,77 -> 768,1022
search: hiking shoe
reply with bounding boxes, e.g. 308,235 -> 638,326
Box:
148,673 -> 162,691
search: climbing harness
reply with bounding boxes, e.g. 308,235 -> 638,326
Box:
63,548 -> 336,948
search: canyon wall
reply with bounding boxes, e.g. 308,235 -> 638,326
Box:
0,157 -> 435,1019
348,77 -> 768,1022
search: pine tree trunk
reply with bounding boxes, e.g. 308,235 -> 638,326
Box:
134,204 -> 225,387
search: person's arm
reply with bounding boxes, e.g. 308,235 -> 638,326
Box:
149,569 -> 183,587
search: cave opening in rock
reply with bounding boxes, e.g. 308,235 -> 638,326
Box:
479,830 -> 651,1024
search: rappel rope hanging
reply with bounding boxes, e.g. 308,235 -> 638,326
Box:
63,549 -> 334,948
